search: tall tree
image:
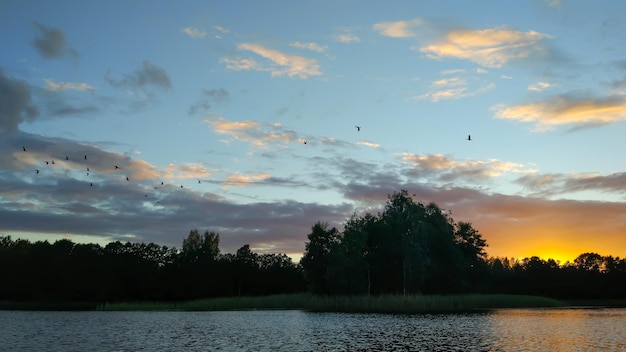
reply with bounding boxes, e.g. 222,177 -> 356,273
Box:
301,222 -> 340,294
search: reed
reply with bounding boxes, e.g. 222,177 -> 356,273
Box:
98,293 -> 567,313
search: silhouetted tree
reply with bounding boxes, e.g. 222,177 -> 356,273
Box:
301,222 -> 340,294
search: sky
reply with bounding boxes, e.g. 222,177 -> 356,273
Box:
1,0 -> 625,264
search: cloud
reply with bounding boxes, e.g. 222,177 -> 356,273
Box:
188,88 -> 230,115
334,33 -> 360,43
528,81 -> 551,92
402,153 -> 535,182
165,163 -> 212,180
516,172 -> 626,198
414,75 -> 495,102
204,117 -> 300,147
493,95 -> 626,131
420,27 -> 550,68
31,22 -> 79,60
0,71 -> 39,134
356,141 -> 380,148
181,27 -> 207,38
213,25 -> 229,34
289,41 -> 328,53
223,172 -> 271,188
44,79 -> 96,92
222,43 -> 321,79
105,60 -> 172,89
372,18 -> 424,38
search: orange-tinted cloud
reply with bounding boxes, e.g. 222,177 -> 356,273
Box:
222,43 -> 322,79
420,27 -> 549,68
372,18 -> 424,38
494,95 -> 626,130
204,118 -> 299,148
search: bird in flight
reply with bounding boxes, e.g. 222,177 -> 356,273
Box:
115,165 -> 120,169
36,169 -> 39,174
355,125 -> 361,132
65,156 -> 69,160
467,135 -> 472,141
303,140 -> 307,144
84,155 -> 87,160
90,182 -> 93,187
22,147 -> 26,152
126,176 -> 130,181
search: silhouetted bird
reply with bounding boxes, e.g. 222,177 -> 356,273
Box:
355,125 -> 361,131
66,156 -> 69,160
23,147 -> 26,152
115,165 -> 120,169
45,161 -> 49,165
303,140 -> 307,144
161,181 -> 164,185
90,182 -> 93,187
84,155 -> 87,160
86,167 -> 90,172
467,135 -> 472,141
51,160 -> 55,165
198,180 -> 201,184
180,185 -> 183,188
36,169 -> 39,174
126,177 -> 129,181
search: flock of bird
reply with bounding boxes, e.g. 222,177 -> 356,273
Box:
18,125 -> 472,202
18,145 -> 190,204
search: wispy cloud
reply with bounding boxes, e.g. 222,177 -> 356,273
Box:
516,172 -> 626,198
356,141 -> 380,148
31,22 -> 79,60
221,43 -> 321,79
181,27 -> 207,39
44,79 -> 95,92
334,33 -> 360,43
188,88 -> 229,115
289,41 -> 328,53
402,153 -> 535,182
204,118 -> 299,147
165,163 -> 212,180
414,76 -> 495,102
493,95 -> 626,131
420,27 -> 550,68
105,60 -> 172,89
372,18 -> 424,38
223,172 -> 271,188
528,81 -> 551,92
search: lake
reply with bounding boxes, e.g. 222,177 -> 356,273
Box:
1,308 -> 624,351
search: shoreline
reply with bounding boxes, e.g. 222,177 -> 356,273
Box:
2,294 -> 624,313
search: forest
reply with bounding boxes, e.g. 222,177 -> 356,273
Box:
1,190 -> 625,304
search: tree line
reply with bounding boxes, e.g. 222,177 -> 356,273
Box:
0,230 -> 304,303
1,189 -> 624,303
300,190 -> 626,299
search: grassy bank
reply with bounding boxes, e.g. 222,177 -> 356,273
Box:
97,293 -> 567,313
0,301 -> 98,311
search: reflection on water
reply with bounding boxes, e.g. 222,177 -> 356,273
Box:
1,308 -> 624,351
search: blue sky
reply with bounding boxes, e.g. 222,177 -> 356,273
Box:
1,0 -> 625,262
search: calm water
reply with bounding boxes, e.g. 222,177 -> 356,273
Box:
1,308 -> 624,351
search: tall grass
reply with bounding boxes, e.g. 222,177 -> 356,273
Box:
98,293 -> 567,313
